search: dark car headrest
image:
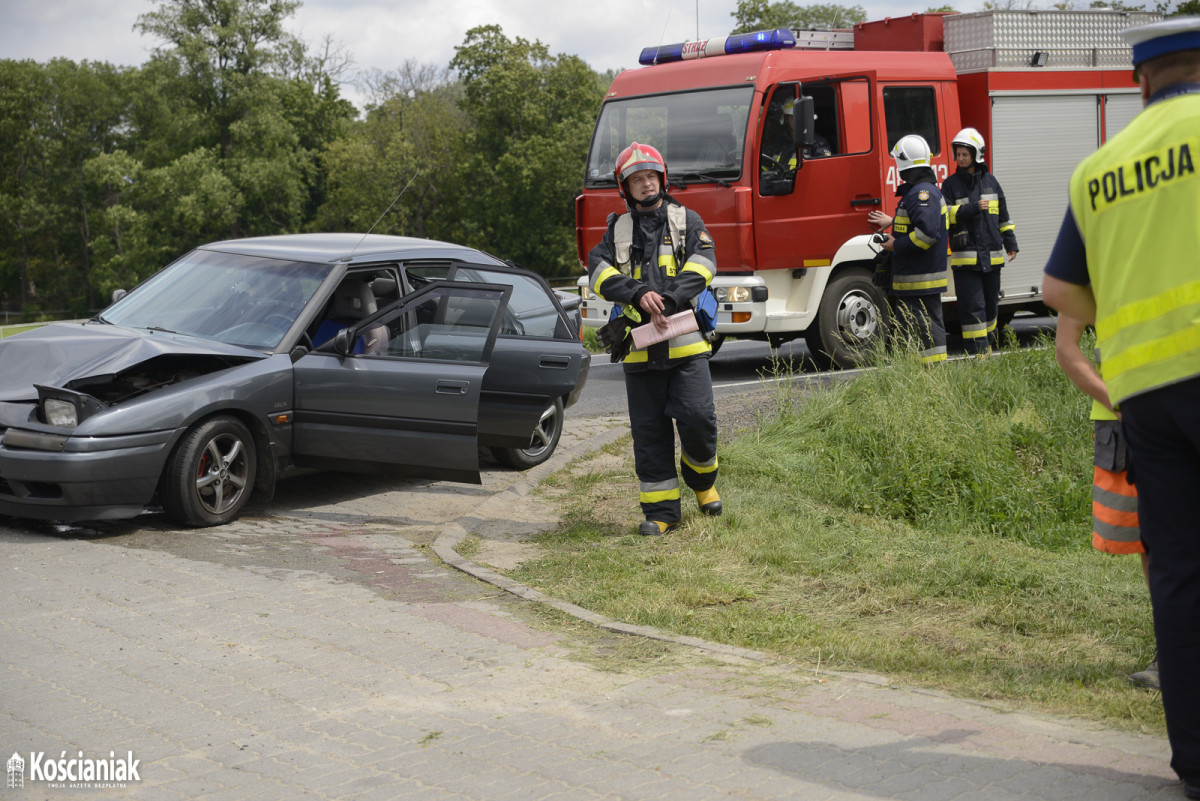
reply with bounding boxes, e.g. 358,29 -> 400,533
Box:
371,277 -> 398,300
333,279 -> 377,320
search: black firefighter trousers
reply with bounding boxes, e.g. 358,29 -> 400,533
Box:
624,357 -> 719,524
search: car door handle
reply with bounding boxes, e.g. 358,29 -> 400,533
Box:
436,380 -> 470,395
850,197 -> 881,207
538,355 -> 571,369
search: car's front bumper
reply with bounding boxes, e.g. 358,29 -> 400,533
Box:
0,427 -> 175,521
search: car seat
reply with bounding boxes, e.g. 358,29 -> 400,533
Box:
313,279 -> 390,355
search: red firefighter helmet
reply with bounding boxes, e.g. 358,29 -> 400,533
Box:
615,142 -> 668,205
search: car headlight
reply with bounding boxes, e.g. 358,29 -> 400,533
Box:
36,386 -> 105,430
715,286 -> 752,303
43,399 -> 79,428
579,285 -> 594,301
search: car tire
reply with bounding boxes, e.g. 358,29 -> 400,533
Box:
804,269 -> 889,369
491,396 -> 564,470
161,415 -> 257,527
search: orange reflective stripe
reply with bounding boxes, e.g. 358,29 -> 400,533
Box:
1093,465 -> 1137,498
1091,531 -> 1145,555
1093,501 -> 1140,528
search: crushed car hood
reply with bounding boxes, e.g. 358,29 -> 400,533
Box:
0,322 -> 266,403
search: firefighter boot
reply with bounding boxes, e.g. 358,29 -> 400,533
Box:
696,487 -> 722,516
638,520 -> 679,536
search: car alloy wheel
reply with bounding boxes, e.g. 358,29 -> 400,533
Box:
491,396 -> 564,470
161,415 -> 257,527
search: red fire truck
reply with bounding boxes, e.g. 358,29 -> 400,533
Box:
575,10 -> 1158,366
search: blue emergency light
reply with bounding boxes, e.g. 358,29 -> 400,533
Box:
638,28 -> 796,66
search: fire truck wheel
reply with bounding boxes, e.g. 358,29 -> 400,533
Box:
806,270 -> 889,369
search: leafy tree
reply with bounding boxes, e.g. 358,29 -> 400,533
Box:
128,0 -> 354,247
731,0 -> 867,33
0,59 -> 131,313
447,26 -> 606,276
314,75 -> 469,239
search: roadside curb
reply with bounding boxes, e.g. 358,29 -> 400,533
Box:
428,416 -> 1176,763
432,416 -> 780,666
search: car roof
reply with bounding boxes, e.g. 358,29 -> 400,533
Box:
198,233 -> 508,266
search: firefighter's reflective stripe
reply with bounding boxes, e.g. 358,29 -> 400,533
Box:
1092,465 -> 1141,554
624,331 -> 711,362
681,447 -> 718,474
961,320 -> 989,340
592,265 -> 621,296
920,345 -> 948,364
892,271 -> 948,292
640,478 -> 681,504
681,252 -> 716,284
896,205 -> 947,251
951,249 -> 1008,267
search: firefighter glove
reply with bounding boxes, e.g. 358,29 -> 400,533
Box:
598,315 -> 633,362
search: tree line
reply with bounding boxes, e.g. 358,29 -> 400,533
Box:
0,0 -> 610,318
2,0 -> 1193,318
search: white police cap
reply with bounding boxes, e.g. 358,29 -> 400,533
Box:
1120,15 -> 1200,67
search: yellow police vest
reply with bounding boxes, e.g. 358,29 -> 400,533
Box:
1068,91 -> 1200,406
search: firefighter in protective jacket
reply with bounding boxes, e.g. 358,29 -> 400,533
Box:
941,127 -> 1019,353
587,142 -> 721,536
868,134 -> 949,365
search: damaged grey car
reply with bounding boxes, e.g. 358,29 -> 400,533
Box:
0,234 -> 589,527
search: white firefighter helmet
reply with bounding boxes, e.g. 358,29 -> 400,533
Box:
951,127 -> 986,163
890,134 -> 933,173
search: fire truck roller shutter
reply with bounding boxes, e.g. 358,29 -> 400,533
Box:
989,94 -> 1097,306
1103,93 -> 1143,140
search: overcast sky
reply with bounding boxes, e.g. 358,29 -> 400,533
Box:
2,0 -> 945,110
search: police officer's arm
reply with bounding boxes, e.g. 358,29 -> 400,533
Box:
587,224 -> 650,309
1054,314 -> 1113,413
659,209 -> 717,314
1043,207 -> 1096,324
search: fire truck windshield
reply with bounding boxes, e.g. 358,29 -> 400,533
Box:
584,86 -> 753,188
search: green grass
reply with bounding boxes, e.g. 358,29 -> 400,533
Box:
0,324 -> 43,338
511,334 -> 1164,733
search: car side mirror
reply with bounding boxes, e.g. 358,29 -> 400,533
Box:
793,95 -> 815,169
793,96 -> 815,151
111,288 -> 127,303
333,328 -> 353,356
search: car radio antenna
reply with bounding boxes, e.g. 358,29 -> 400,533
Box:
350,170 -> 421,257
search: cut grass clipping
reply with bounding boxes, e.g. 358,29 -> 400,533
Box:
513,333 -> 1162,733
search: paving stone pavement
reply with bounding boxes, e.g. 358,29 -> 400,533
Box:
0,414 -> 1182,800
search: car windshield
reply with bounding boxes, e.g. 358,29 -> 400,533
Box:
584,86 -> 754,187
103,249 -> 332,350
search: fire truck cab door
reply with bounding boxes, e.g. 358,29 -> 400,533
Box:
753,74 -> 881,272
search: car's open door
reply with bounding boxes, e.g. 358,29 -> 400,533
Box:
291,281 -> 511,483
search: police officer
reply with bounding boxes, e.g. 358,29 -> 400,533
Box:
868,134 -> 950,365
588,142 -> 722,536
1042,16 -> 1200,796
941,128 -> 1019,354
